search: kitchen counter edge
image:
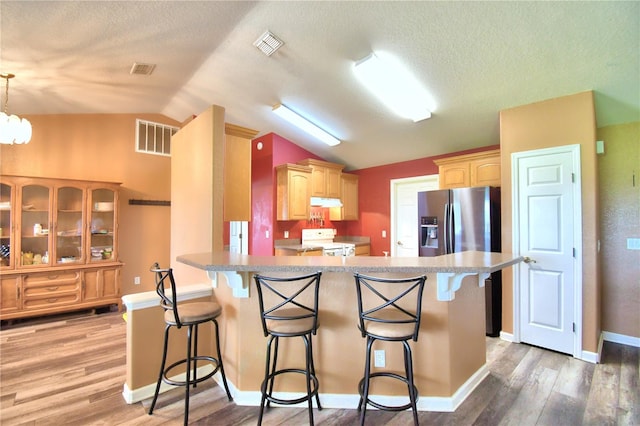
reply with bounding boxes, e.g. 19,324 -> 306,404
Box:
177,250 -> 522,274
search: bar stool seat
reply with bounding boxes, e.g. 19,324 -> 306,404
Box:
253,272 -> 323,426
354,273 -> 427,426
148,263 -> 232,426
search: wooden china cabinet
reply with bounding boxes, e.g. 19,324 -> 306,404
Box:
0,175 -> 123,321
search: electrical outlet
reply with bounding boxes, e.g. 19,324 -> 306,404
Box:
382,230 -> 387,238
284,231 -> 289,238
266,230 -> 270,239
628,238 -> 640,250
374,350 -> 385,367
134,276 -> 141,285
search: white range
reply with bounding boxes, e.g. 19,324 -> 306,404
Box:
301,228 -> 356,257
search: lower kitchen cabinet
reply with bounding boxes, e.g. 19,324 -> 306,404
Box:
274,248 -> 323,256
355,244 -> 370,256
0,265 -> 122,320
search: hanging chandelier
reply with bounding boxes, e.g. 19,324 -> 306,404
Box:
0,73 -> 32,145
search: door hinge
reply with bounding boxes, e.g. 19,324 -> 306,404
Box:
572,322 -> 576,333
573,248 -> 576,258
571,173 -> 575,183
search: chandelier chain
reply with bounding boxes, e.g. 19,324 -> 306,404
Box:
1,73 -> 16,115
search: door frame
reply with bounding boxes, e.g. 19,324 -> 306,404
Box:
511,144 -> 583,357
390,174 -> 439,257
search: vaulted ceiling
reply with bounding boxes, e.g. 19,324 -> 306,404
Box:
1,1 -> 638,170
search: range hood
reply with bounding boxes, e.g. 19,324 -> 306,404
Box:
310,197 -> 343,207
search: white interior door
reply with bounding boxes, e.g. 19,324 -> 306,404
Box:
512,145 -> 582,356
229,221 -> 248,254
391,175 -> 439,257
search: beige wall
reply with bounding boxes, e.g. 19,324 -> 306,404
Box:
0,114 -> 176,296
597,121 -> 640,338
499,91 -> 600,352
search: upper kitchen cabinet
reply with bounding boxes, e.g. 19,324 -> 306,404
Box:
330,173 -> 359,221
297,159 -> 344,198
276,164 -> 312,221
434,149 -> 501,189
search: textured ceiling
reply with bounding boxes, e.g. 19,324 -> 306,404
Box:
1,1 -> 638,170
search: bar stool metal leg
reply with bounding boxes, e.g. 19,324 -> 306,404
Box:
213,318 -> 233,400
149,325 -> 170,416
403,340 -> 419,426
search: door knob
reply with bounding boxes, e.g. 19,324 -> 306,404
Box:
523,256 -> 537,264
397,241 -> 403,246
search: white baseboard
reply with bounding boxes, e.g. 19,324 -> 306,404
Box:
122,365 -> 221,404
603,331 -> 640,348
499,331 -> 515,342
124,364 -> 490,412
224,364 -> 489,412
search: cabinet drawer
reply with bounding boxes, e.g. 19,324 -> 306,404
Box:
22,272 -> 81,300
23,292 -> 81,309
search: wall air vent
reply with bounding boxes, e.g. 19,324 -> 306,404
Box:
130,62 -> 156,75
253,30 -> 284,56
136,119 -> 179,156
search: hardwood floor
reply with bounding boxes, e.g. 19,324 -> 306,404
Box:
1,311 -> 638,425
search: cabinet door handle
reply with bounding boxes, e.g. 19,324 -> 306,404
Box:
46,298 -> 58,303
47,286 -> 59,291
48,275 -> 59,280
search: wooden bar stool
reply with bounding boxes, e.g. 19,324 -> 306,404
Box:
353,273 -> 427,426
253,271 -> 323,426
148,263 -> 232,426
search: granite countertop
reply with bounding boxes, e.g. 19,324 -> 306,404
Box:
177,250 -> 522,274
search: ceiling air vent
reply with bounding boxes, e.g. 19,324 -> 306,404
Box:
130,62 -> 156,75
253,30 -> 284,56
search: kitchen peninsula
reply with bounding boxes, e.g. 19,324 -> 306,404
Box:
123,250 -> 522,412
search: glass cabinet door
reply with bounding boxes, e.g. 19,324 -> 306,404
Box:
54,186 -> 85,265
19,184 -> 52,268
89,188 -> 116,263
0,183 -> 13,269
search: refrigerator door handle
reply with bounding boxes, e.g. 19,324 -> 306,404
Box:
444,203 -> 449,254
449,202 -> 455,253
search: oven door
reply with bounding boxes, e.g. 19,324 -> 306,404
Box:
323,247 -> 342,256
323,245 -> 355,256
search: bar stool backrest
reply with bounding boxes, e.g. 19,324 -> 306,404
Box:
151,262 -> 182,328
253,272 -> 322,337
354,273 -> 427,342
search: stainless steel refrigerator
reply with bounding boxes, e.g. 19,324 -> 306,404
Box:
418,186 -> 502,336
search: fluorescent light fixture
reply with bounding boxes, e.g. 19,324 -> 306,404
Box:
354,52 -> 433,122
272,103 -> 340,146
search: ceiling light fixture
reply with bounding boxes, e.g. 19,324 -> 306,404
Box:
0,73 -> 31,145
272,103 -> 340,147
354,52 -> 433,122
